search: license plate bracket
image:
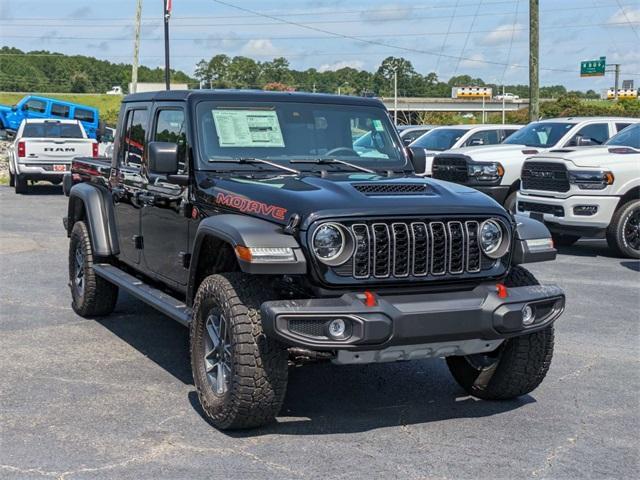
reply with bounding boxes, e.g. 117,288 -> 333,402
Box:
53,164 -> 67,172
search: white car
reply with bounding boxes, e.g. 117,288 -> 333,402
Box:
408,124 -> 521,176
8,119 -> 97,194
517,123 -> 640,258
431,117 -> 640,212
494,93 -> 520,102
396,125 -> 435,146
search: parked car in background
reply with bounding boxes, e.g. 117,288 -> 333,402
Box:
494,93 -> 520,102
408,124 -> 521,176
517,123 -> 640,258
396,125 -> 435,146
106,86 -> 123,95
8,119 -> 97,194
0,95 -> 101,139
431,117 -> 639,212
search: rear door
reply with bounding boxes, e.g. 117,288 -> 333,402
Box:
141,103 -> 190,285
112,105 -> 149,266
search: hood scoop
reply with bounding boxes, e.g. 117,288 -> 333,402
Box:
352,183 -> 433,196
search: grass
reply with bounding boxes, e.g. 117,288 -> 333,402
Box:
0,93 -> 122,125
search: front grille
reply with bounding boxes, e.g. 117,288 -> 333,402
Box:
521,162 -> 570,192
432,157 -> 469,183
352,183 -> 432,196
518,201 -> 565,217
348,219 -> 484,280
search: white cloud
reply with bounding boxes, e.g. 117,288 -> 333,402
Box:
318,60 -> 365,72
361,4 -> 413,22
479,23 -> 524,46
459,53 -> 487,68
240,39 -> 280,57
607,7 -> 640,25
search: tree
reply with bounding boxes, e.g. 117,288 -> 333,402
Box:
226,56 -> 260,88
261,57 -> 293,85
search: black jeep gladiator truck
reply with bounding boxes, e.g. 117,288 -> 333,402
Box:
63,90 -> 564,430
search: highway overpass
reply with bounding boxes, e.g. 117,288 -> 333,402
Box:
380,97 -> 540,113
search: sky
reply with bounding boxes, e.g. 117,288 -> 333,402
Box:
1,0 -> 639,91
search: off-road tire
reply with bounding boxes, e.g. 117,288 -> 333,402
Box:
69,221 -> 118,316
606,199 -> 640,259
551,232 -> 580,247
446,266 -> 555,400
14,175 -> 28,194
190,273 -> 288,430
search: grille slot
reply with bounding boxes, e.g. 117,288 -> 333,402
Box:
339,219 -> 497,280
521,161 -> 570,192
353,183 -> 431,195
288,318 -> 327,338
432,157 -> 469,182
518,201 -> 565,217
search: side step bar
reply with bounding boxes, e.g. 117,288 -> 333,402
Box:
93,264 -> 191,326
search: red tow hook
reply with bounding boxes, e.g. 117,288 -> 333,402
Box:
496,283 -> 508,299
363,290 -> 378,307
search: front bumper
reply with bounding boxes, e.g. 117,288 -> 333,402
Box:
517,192 -> 619,230
261,283 -> 564,355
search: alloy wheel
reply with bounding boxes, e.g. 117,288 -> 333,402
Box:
203,310 -> 232,396
74,245 -> 85,297
623,208 -> 640,251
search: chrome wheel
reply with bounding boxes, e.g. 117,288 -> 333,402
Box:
203,310 -> 232,396
74,245 -> 85,297
623,208 -> 640,251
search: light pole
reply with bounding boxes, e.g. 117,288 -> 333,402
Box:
502,85 -> 506,124
393,66 -> 398,125
163,0 -> 171,90
338,82 -> 349,95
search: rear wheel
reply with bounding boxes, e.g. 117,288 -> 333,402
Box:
14,175 -> 28,194
606,200 -> 640,259
446,266 -> 555,400
190,273 -> 288,430
551,232 -> 580,247
69,221 -> 119,316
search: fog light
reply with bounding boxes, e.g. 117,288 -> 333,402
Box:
328,318 -> 347,339
573,205 -> 598,216
522,305 -> 535,326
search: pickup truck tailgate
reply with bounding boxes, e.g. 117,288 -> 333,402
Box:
21,138 -> 95,162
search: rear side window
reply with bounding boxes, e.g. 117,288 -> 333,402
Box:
74,108 -> 95,123
121,109 -> 148,169
615,122 -> 632,133
22,123 -> 83,138
51,104 -> 70,118
154,109 -> 187,173
465,129 -> 500,146
24,99 -> 46,113
569,123 -> 609,146
402,129 -> 429,143
502,129 -> 519,141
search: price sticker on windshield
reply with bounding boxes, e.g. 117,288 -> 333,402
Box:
372,119 -> 385,132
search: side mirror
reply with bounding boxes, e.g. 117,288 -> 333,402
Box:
402,138 -> 412,146
11,105 -> 17,111
148,141 -> 179,174
469,138 -> 485,146
577,136 -> 593,146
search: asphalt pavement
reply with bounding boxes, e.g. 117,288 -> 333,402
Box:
0,184 -> 638,480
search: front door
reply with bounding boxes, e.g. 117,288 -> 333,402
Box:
112,106 -> 149,266
141,105 -> 190,285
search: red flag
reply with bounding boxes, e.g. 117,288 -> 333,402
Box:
166,0 -> 172,15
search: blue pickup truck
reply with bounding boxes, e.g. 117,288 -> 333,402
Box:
0,95 -> 100,139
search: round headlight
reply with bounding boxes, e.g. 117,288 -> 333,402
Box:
480,219 -> 510,259
311,223 -> 355,266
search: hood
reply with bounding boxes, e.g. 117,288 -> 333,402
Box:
445,144 -> 540,160
533,146 -> 639,168
194,171 -> 506,228
0,103 -> 12,113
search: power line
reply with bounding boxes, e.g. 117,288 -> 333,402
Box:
612,0 -> 640,40
499,0 -> 520,84
452,0 -> 484,77
434,0 -> 460,74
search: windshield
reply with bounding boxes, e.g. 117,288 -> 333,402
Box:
22,123 -> 83,138
605,124 -> 640,148
410,128 -> 466,151
503,122 -> 574,148
195,101 -> 406,170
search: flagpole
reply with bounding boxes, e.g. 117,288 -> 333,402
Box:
163,0 -> 171,90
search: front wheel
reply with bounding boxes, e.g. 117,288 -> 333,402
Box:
190,273 -> 288,430
446,266 -> 555,399
606,200 -> 640,259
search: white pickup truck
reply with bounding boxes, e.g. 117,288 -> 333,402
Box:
9,119 -> 97,194
431,117 -> 639,212
517,123 -> 640,258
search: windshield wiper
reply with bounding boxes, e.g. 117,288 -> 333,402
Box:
290,158 -> 376,174
214,157 -> 300,175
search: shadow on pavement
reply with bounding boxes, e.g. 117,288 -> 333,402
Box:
620,261 -> 640,272
557,239 -> 618,259
17,184 -> 65,196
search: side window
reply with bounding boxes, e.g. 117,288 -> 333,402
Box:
120,109 -> 148,170
24,99 -> 46,113
502,129 -> 518,141
465,130 -> 499,146
154,109 -> 187,173
74,108 -> 95,123
569,123 -> 609,146
51,104 -> 70,118
615,122 -> 632,133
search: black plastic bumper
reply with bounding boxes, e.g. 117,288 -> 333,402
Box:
475,185 -> 511,205
261,283 -> 565,351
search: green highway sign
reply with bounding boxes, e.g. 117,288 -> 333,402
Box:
580,57 -> 606,77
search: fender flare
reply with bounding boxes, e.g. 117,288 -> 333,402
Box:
187,214 -> 307,302
511,214 -> 557,264
67,183 -> 119,257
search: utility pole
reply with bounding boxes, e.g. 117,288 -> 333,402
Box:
529,0 -> 539,121
163,0 -> 171,90
502,85 -> 506,124
614,63 -> 620,100
131,0 -> 143,94
393,66 -> 398,125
